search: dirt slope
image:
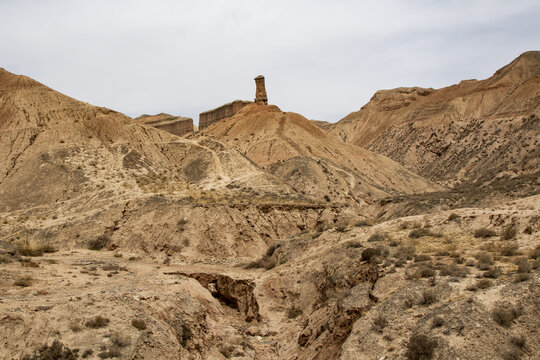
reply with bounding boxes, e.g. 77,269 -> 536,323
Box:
196,103 -> 440,203
329,51 -> 540,186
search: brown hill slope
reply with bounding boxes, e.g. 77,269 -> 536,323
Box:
1,68 -> 362,261
195,103 -> 440,203
330,51 -> 540,186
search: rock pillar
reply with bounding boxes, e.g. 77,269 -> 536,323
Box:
254,75 -> 268,105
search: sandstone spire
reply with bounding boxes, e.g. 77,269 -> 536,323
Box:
254,75 -> 268,105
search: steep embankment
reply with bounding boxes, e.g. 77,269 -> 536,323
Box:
196,103 -> 440,204
330,51 -> 540,186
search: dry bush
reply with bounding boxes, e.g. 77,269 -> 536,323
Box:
419,268 -> 436,278
529,245 -> 540,259
431,317 -> 445,328
368,232 -> 389,242
514,258 -> 531,273
447,213 -> 459,221
14,276 -> 32,287
501,224 -> 517,240
176,218 -> 188,232
474,228 -> 496,238
492,304 -> 520,327
361,247 -> 382,262
476,252 -> 494,270
131,318 -> 147,330
69,319 -> 83,332
510,334 -> 526,349
88,235 -> 110,250
22,339 -> 78,360
395,244 -> 416,261
419,290 -> 438,305
85,315 -> 110,329
355,219 -> 373,227
286,305 -> 303,319
502,349 -> 522,360
414,254 -> 431,263
439,264 -> 469,277
500,244 -> 519,257
483,266 -> 502,279
523,226 -> 533,235
346,241 -> 363,249
406,333 -> 437,360
372,314 -> 388,333
220,345 -> 235,359
514,273 -> 531,283
409,228 -> 442,239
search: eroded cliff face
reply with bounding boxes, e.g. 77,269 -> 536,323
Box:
330,51 -> 540,186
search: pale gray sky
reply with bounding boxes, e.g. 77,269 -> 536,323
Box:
1,0 -> 539,124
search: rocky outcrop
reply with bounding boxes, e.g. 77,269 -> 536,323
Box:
169,272 -> 261,322
328,51 -> 540,186
199,100 -> 252,129
136,113 -> 194,136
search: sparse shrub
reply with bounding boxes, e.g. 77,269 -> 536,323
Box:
88,235 -> 110,250
476,252 -> 494,270
474,227 -> 496,238
22,339 -> 78,360
419,290 -> 437,305
510,334 -> 526,349
483,266 -> 502,279
368,232 -> 388,242
131,318 -> 147,330
81,349 -> 93,358
346,241 -> 363,249
409,228 -> 442,238
529,245 -> 540,259
335,224 -> 348,233
492,304 -> 520,327
220,345 -> 235,359
523,226 -> 533,235
372,314 -> 388,333
85,315 -> 110,328
286,305 -> 303,319
515,258 -> 531,273
406,333 -> 437,360
403,297 -> 414,309
14,275 -> 33,287
432,317 -> 445,328
439,264 -> 469,277
502,349 -> 522,360
514,273 -> 531,283
447,213 -> 459,221
17,243 -> 43,257
69,320 -> 82,332
355,219 -> 372,227
500,244 -> 519,257
414,254 -> 431,262
361,247 -> 381,262
501,224 -> 517,240
177,218 -> 188,232
109,333 -> 130,348
476,279 -> 492,289
419,268 -> 436,278
395,244 -> 416,261
532,259 -> 540,269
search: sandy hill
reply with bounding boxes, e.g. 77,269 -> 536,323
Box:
1,68 -> 359,262
329,51 -> 540,186
195,103 -> 440,203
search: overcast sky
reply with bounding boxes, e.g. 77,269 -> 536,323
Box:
1,0 -> 539,124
